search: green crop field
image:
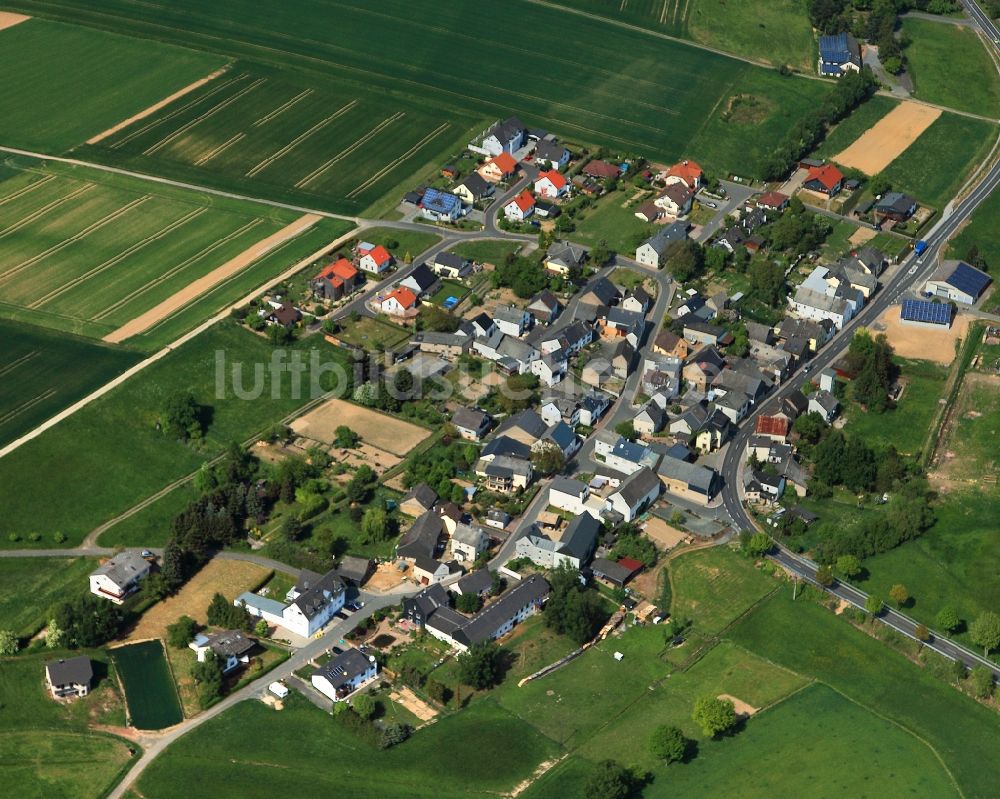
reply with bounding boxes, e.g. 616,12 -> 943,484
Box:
879,112 -> 997,208
843,357 -> 948,456
816,94 -> 897,158
135,697 -> 557,799
111,640 -> 184,729
0,323 -> 354,547
14,0 -> 836,200
0,558 -> 96,637
730,588 -> 1000,799
540,0 -> 816,71
88,62 -> 477,217
686,0 -> 816,71
0,319 -> 140,447
0,651 -> 133,799
0,160 -> 317,340
0,18 -> 226,152
902,17 -> 1000,118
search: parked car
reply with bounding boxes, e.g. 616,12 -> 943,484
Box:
346,601 -> 364,611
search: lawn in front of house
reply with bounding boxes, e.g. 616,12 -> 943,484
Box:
451,239 -> 523,265
571,189 -> 657,255
336,315 -> 412,351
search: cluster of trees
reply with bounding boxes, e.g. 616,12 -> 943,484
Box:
456,640 -> 504,689
761,69 -> 877,181
360,504 -> 399,544
846,330 -> 898,412
484,372 -> 540,416
530,442 -> 566,477
335,694 -> 413,749
166,615 -> 199,648
160,391 -> 206,441
662,239 -> 705,282
50,594 -> 124,649
207,592 -> 253,631
610,524 -> 658,568
544,566 -> 607,645
402,439 -> 479,500
491,254 -> 549,298
583,760 -> 643,799
192,650 -> 224,708
416,304 -> 461,333
765,197 -> 832,255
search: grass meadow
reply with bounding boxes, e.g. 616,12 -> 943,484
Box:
902,17 -> 1000,118
950,179 -> 1000,266
0,650 -> 134,799
135,695 -> 558,799
17,0 -> 837,196
0,319 -> 140,447
842,357 -> 948,456
0,323 -> 353,547
0,17 -> 226,152
729,588 -> 1000,799
0,557 -> 96,637
0,160 -> 317,340
879,112 -> 997,208
111,639 -> 183,728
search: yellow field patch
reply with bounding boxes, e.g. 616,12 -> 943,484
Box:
291,398 -> 430,456
126,558 -> 271,641
870,307 -> 975,365
0,12 -> 30,31
833,101 -> 941,175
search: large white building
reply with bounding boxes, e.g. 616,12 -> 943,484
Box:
89,552 -> 151,604
236,567 -> 346,638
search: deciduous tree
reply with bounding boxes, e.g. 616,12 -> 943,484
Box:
649,724 -> 688,764
692,695 -> 738,738
969,611 -> 1000,657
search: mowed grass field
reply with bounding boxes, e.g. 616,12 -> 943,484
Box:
90,63 -> 477,216
20,0 -> 834,195
0,651 -> 134,799
0,323 -> 354,547
902,17 -> 1000,118
111,639 -> 184,729
0,319 -> 140,447
0,161 -> 307,340
950,177 -> 1000,266
0,17 -> 226,151
0,557 -> 96,637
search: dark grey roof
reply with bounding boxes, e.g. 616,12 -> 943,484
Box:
559,513 -> 602,562
402,483 -> 438,510
91,551 -> 149,586
581,277 -> 620,306
434,251 -> 469,270
412,554 -> 448,575
544,421 -> 577,451
535,139 -> 568,161
470,312 -> 494,332
204,630 -> 254,658
551,477 -> 587,496
46,656 -> 92,687
486,116 -> 525,144
529,289 -> 561,312
456,568 -> 493,596
453,574 -> 550,647
874,191 -> 916,215
640,221 -> 688,255
313,648 -> 374,690
291,568 -> 345,619
458,172 -> 492,199
425,604 -> 469,637
335,555 -> 372,584
481,435 -> 532,460
615,467 -> 661,507
496,409 -> 547,440
406,263 -> 438,292
657,457 -> 716,494
452,407 -> 490,432
405,583 -> 450,620
397,510 -> 444,559
590,557 -> 633,585
546,240 -> 586,267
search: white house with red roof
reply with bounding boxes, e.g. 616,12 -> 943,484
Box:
534,169 -> 568,199
505,190 -> 535,221
478,152 -> 518,183
803,164 -> 844,197
380,287 -> 418,316
756,191 -> 790,211
358,243 -> 393,274
664,160 -> 703,190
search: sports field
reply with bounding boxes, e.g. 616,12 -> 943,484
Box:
111,639 -> 184,729
0,17 -> 226,151
902,17 -> 1000,118
0,161 -> 313,339
0,319 -> 141,447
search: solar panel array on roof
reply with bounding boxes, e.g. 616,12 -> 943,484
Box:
901,299 -> 951,325
946,262 -> 991,299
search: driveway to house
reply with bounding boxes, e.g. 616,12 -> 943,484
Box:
694,179 -> 757,244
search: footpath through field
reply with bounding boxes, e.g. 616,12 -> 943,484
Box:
102,212 -> 322,343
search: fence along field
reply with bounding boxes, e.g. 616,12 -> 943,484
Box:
91,65 -> 474,214
0,163 -> 305,339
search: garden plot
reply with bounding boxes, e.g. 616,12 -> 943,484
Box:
833,101 -> 940,175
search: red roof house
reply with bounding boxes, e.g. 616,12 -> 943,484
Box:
380,287 -> 418,315
757,191 -> 789,211
665,159 -> 703,189
359,244 -> 393,274
804,164 -> 844,197
504,189 -> 536,221
755,415 -> 790,441
583,159 -> 620,180
312,257 -> 359,299
534,169 -> 568,198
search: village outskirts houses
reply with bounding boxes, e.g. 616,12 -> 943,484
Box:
534,169 -> 569,199
312,648 -> 379,702
89,552 -> 151,604
478,151 -> 519,183
504,189 -> 536,222
357,242 -> 393,274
